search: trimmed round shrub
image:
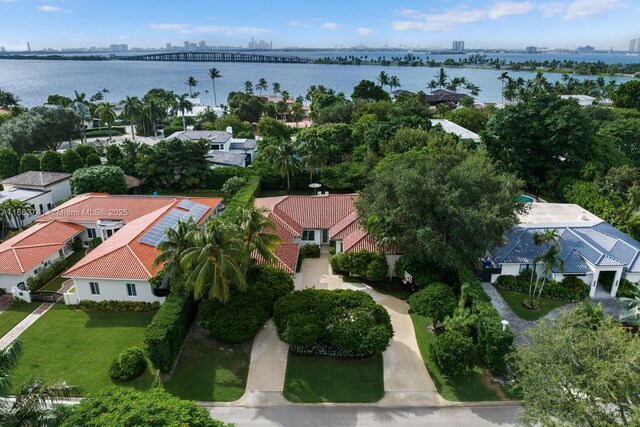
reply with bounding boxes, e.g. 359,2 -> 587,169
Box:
222,176 -> 247,197
19,153 -> 41,173
430,330 -> 476,377
274,288 -> 394,357
409,283 -> 457,327
109,347 -> 146,382
329,250 -> 388,281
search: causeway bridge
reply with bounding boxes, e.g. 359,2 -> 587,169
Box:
119,51 -> 311,64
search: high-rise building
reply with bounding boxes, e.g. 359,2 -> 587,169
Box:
109,44 -> 128,52
525,46 -> 537,54
248,37 -> 273,49
184,41 -> 189,48
27,42 -> 31,52
0,47 -> 5,52
629,38 -> 637,52
166,43 -> 172,49
637,37 -> 640,52
199,41 -> 206,48
452,40 -> 465,51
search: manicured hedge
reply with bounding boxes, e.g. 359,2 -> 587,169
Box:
205,166 -> 252,189
299,243 -> 321,258
26,258 -> 67,291
79,300 -> 159,312
197,265 -> 294,343
274,288 -> 394,358
219,175 -> 261,222
144,291 -> 197,372
430,330 -> 476,377
109,347 -> 147,382
495,273 -> 589,301
330,250 -> 389,282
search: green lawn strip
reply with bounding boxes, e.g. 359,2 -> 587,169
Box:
145,190 -> 225,198
38,250 -> 87,292
283,352 -> 384,403
0,302 -> 42,338
10,305 -> 157,396
410,313 -> 510,402
163,333 -> 250,402
344,276 -> 413,300
497,289 -> 569,321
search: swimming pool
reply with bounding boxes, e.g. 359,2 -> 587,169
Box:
517,195 -> 535,203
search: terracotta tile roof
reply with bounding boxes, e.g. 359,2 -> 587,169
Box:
329,211 -> 358,240
343,228 -> 378,252
0,221 -> 84,274
252,243 -> 299,274
274,194 -> 358,229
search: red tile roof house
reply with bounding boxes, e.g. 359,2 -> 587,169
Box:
0,194 -> 223,303
255,193 -> 400,275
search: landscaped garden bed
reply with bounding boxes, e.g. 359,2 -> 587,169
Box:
497,289 -> 569,321
10,305 -> 157,395
283,352 -> 384,403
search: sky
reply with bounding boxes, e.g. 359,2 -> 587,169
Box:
0,0 -> 639,51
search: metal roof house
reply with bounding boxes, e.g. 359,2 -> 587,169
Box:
164,129 -> 257,167
430,119 -> 481,143
487,203 -> 640,298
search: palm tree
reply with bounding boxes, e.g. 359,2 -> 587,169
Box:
176,93 -> 193,130
0,341 -> 79,426
244,81 -> 254,95
208,68 -> 222,107
142,99 -> 163,137
435,68 -> 448,89
377,71 -> 390,89
530,229 -> 564,303
298,137 -> 327,183
262,139 -> 301,193
236,206 -> 281,265
95,102 -> 116,141
186,76 -> 198,97
427,80 -> 438,91
122,96 -> 142,141
498,71 -> 509,103
388,75 -> 401,93
619,282 -> 640,326
101,88 -> 110,102
180,219 -> 247,303
154,218 -> 198,287
256,78 -> 268,96
272,82 -> 281,97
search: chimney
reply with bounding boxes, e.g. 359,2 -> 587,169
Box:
226,126 -> 233,136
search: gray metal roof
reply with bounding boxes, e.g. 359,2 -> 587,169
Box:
490,222 -> 640,273
164,130 -> 231,144
1,171 -> 71,187
207,151 -> 247,166
229,139 -> 257,150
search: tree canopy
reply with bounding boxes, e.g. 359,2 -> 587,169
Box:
0,106 -> 78,154
71,165 -> 127,195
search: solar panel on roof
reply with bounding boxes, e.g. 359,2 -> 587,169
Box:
177,199 -> 196,210
182,202 -> 210,223
138,209 -> 185,247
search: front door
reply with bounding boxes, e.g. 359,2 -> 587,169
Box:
322,229 -> 329,244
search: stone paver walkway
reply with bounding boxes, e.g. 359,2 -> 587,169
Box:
0,302 -> 52,350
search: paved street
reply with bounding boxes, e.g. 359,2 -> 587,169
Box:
209,404 -> 523,427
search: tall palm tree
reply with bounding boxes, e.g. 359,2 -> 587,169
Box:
101,88 -> 110,102
208,67 -> 222,107
236,206 -> 281,265
122,96 -> 142,141
427,80 -> 438,91
0,341 -> 79,426
180,219 -> 247,303
272,82 -> 281,96
530,229 -> 564,302
298,137 -> 327,183
154,218 -> 198,287
186,76 -> 198,97
95,102 -> 116,141
498,71 -> 509,103
244,81 -> 254,95
262,139 -> 301,193
176,93 -> 193,130
142,99 -> 163,137
388,75 -> 401,93
377,71 -> 390,89
256,78 -> 268,96
435,68 -> 448,89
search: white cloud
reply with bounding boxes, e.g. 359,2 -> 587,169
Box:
392,2 -> 533,31
488,1 -> 534,19
356,27 -> 373,36
37,5 -> 70,13
539,2 -> 566,17
321,22 -> 340,30
564,0 -> 623,19
288,20 -> 311,28
149,23 -> 190,31
190,25 -> 271,35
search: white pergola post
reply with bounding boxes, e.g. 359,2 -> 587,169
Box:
610,269 -> 623,297
589,268 -> 600,298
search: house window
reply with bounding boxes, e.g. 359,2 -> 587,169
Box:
519,264 -> 534,274
43,260 -> 50,268
47,203 -> 53,210
126,283 -> 137,297
87,229 -> 97,239
39,204 -> 44,214
302,230 -> 315,241
90,282 -> 100,295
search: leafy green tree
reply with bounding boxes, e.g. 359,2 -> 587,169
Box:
40,150 -> 62,172
297,122 -> 353,164
351,80 -> 390,102
0,147 -> 19,179
380,127 -> 430,156
180,218 -> 247,303
61,149 -> 84,173
18,153 -> 40,173
445,107 -> 488,133
0,199 -> 35,230
358,147 -> 523,274
409,283 -> 457,328
0,106 -> 78,153
613,80 -> 640,110
512,303 -> 640,426
0,341 -> 78,426
186,76 -> 198,97
208,68 -> 222,106
46,94 -> 73,107
85,153 -> 102,167
257,116 -> 292,140
598,118 -> 640,164
429,330 -> 476,377
213,115 -> 253,138
57,387 -> 230,426
0,88 -> 20,109
71,165 -> 127,195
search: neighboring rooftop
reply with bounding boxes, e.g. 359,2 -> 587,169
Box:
430,118 -> 481,143
164,130 -> 232,144
229,139 -> 257,150
0,187 -> 49,203
518,203 -> 603,228
560,94 -> 596,107
207,151 -> 248,167
1,171 -> 71,187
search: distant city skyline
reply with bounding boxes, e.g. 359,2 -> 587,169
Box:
0,0 -> 639,51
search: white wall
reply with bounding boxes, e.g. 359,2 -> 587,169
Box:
299,229 -> 323,245
23,192 -> 55,226
0,250 -> 63,292
625,273 -> 640,283
47,180 -> 72,203
500,264 -> 522,276
73,278 -> 165,303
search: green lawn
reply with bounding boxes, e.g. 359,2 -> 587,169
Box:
497,289 -> 569,321
345,276 -> 413,300
145,190 -> 225,198
10,305 -> 157,395
38,249 -> 87,292
0,302 -> 42,338
164,333 -> 250,402
283,352 -> 384,403
411,313 -> 512,402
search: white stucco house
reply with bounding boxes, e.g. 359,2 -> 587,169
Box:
0,193 -> 223,302
164,129 -> 257,167
430,119 -> 481,143
487,203 -> 640,298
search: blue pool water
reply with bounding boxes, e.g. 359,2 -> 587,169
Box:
517,195 -> 535,203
